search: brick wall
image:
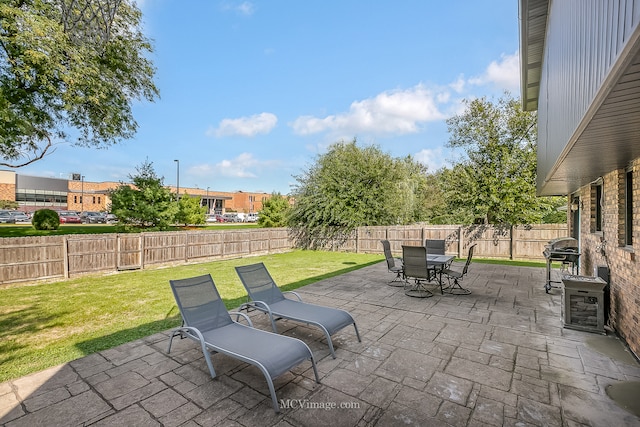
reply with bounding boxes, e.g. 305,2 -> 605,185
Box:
575,159 -> 640,358
0,184 -> 15,201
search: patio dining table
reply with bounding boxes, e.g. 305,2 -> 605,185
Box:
427,254 -> 454,294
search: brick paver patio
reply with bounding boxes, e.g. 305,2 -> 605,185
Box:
2,261 -> 639,426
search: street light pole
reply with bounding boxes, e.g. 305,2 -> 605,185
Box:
174,159 -> 180,200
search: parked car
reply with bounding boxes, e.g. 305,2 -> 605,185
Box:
8,211 -> 30,222
105,213 -> 118,224
0,210 -> 16,223
246,213 -> 259,222
58,211 -> 82,224
223,213 -> 240,222
205,214 -> 218,223
81,211 -> 106,224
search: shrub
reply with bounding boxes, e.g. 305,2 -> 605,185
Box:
32,209 -> 60,230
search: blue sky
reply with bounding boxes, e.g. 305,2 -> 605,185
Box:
18,0 -> 520,194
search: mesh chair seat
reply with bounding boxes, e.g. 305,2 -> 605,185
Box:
235,262 -> 361,359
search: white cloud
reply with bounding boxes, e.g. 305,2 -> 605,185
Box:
449,75 -> 466,93
207,112 -> 277,137
236,1 -> 255,15
290,84 -> 447,136
220,1 -> 255,16
469,51 -> 520,92
189,153 -> 278,179
414,148 -> 449,172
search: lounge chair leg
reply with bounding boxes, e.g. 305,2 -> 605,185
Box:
167,330 -> 177,353
310,355 -> 320,384
200,343 -> 217,379
326,336 -> 337,359
353,323 -> 362,342
266,377 -> 280,413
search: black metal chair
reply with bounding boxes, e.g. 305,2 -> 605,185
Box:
381,239 -> 404,286
442,244 -> 477,295
402,245 -> 434,298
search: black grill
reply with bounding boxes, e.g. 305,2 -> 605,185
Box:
543,237 -> 580,293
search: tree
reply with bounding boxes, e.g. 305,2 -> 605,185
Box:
258,193 -> 290,227
0,0 -> 158,167
289,139 -> 430,248
31,208 -> 59,230
441,93 -> 563,225
175,193 -> 206,226
0,200 -> 18,209
108,160 -> 177,229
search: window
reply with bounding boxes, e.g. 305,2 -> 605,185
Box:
74,195 -> 78,203
591,181 -> 603,233
625,169 -> 633,246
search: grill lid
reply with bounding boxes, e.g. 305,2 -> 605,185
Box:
546,237 -> 578,251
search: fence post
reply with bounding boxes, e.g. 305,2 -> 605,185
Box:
510,225 -> 515,260
458,226 -> 463,258
63,235 -> 69,278
184,231 -> 188,262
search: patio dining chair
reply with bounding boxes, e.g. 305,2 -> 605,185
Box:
235,262 -> 361,359
425,239 -> 446,255
167,274 -> 320,413
381,239 -> 404,286
442,244 -> 477,295
402,245 -> 435,298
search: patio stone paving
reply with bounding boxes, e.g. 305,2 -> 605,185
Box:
1,261 -> 640,426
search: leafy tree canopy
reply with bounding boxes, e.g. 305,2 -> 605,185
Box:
175,193 -> 206,226
289,139 -> 430,248
109,159 -> 177,229
439,93 -> 564,225
258,192 -> 290,228
0,0 -> 159,167
0,200 -> 18,209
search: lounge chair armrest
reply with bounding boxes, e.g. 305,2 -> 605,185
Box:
230,311 -> 254,327
242,300 -> 275,317
283,291 -> 303,301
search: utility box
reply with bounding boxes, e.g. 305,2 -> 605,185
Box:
561,275 -> 608,334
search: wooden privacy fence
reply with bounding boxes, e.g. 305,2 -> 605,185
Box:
0,224 -> 568,285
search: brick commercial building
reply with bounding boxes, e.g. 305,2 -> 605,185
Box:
520,0 -> 640,357
0,170 -> 270,216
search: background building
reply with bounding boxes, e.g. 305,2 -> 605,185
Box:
0,170 -> 271,216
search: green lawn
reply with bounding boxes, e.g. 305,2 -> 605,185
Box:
0,250 -> 383,382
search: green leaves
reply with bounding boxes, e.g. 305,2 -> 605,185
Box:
258,193 -> 290,228
439,93 -> 559,225
175,194 -> 207,226
109,160 -> 177,229
0,0 -> 158,167
289,139 -> 430,248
